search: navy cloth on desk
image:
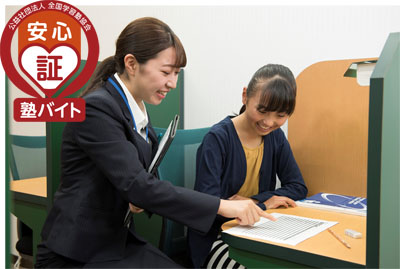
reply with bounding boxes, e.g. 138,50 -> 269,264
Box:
38,77 -> 220,266
187,116 -> 308,267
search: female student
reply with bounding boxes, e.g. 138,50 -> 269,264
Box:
188,64 -> 308,268
35,17 -> 274,268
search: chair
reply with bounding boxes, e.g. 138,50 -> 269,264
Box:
153,127 -> 210,260
133,127 -> 209,265
9,135 -> 46,181
9,135 -> 46,268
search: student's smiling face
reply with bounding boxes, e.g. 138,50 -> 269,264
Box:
243,89 -> 289,136
132,47 -> 181,106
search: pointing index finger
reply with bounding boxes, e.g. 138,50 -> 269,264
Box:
261,211 -> 277,221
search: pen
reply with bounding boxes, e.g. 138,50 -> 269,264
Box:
328,228 -> 351,249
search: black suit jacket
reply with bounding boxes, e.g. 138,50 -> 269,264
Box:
40,77 -> 220,263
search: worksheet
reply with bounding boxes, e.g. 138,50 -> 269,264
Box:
223,213 -> 337,246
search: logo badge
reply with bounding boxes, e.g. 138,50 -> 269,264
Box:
1,1 -> 99,122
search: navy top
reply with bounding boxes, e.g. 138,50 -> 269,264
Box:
188,116 -> 307,267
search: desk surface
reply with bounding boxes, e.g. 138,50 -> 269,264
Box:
222,206 -> 366,266
10,177 -> 47,197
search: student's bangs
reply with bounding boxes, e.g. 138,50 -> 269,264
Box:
257,78 -> 296,115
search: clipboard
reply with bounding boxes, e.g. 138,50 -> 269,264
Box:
124,115 -> 180,228
148,114 -> 179,175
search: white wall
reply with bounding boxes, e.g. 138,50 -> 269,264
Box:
6,5 -> 400,133
62,5 -> 400,131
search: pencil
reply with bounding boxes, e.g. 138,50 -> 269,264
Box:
328,228 -> 351,249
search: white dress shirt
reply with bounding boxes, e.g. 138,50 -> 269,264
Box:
114,73 -> 149,141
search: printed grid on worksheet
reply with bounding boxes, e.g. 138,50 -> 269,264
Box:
245,215 -> 325,241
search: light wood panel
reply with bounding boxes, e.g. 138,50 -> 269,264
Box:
289,59 -> 377,197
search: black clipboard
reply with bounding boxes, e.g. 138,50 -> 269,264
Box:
148,114 -> 179,175
124,115 -> 180,228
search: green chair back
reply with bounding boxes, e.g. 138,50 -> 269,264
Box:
9,135 -> 46,180
154,127 -> 210,257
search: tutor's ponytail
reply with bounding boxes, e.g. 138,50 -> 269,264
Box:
80,56 -> 117,97
239,104 -> 246,114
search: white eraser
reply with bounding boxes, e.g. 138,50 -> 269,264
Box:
345,229 -> 362,239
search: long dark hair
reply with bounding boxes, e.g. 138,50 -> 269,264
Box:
240,64 -> 297,115
81,17 -> 187,97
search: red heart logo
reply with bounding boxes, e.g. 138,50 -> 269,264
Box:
18,44 -> 80,97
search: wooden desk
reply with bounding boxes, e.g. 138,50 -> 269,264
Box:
10,177 -> 48,260
222,207 -> 366,268
10,177 -> 47,197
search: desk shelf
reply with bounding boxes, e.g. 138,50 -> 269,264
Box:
9,177 -> 48,260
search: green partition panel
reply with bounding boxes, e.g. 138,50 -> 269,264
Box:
6,75 -> 11,268
147,69 -> 184,129
367,32 -> 400,268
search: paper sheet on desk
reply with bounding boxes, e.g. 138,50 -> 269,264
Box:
223,213 -> 337,246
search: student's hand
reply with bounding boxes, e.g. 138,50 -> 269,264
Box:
263,195 -> 296,209
218,199 -> 276,226
228,194 -> 258,205
129,203 -> 144,214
